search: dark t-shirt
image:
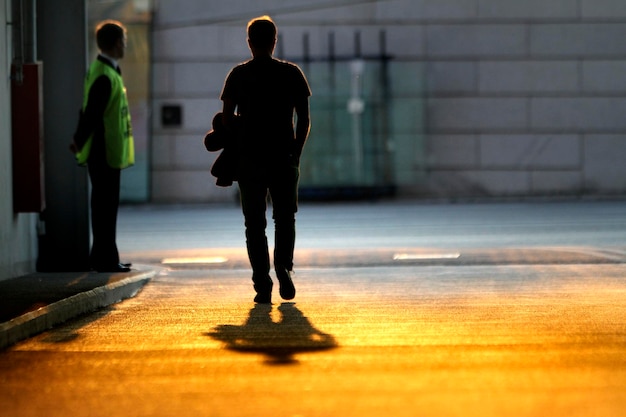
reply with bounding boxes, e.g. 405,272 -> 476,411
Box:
221,56 -> 311,157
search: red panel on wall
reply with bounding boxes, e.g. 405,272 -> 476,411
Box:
11,62 -> 45,213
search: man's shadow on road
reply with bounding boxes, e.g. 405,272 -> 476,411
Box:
206,303 -> 337,365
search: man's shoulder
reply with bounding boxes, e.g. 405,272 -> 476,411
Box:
226,59 -> 255,80
268,59 -> 307,86
89,58 -> 120,80
273,58 -> 302,71
231,59 -> 254,71
228,58 -> 302,77
86,62 -> 113,88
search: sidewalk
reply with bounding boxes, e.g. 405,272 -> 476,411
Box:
0,267 -> 155,350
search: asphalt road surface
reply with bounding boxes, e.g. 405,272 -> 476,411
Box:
1,200 -> 625,417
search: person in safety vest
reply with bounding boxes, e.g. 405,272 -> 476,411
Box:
71,20 -> 134,273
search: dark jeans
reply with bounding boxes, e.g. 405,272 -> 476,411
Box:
87,157 -> 121,268
238,159 -> 299,282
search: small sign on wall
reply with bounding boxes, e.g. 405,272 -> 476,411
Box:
161,104 -> 182,127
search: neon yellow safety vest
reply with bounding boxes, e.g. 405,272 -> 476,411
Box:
76,59 -> 134,169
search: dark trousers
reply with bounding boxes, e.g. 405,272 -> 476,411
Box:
238,160 -> 299,284
87,157 -> 121,268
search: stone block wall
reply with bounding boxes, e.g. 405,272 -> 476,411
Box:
151,0 -> 626,201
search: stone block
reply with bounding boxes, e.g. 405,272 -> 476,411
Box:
153,26 -> 221,60
480,134 -> 580,169
151,170 -> 235,202
385,26 -> 426,58
478,0 -> 578,19
531,171 -> 581,194
427,25 -> 527,57
154,1 -> 249,26
279,2 -> 378,23
584,134 -> 626,191
173,63 -> 232,96
426,61 -> 477,94
151,63 -> 171,96
473,170 -> 531,195
428,98 -> 527,131
582,61 -> 626,93
531,24 -> 626,57
581,0 -> 626,18
531,98 -> 626,131
427,135 -> 478,169
479,61 -> 578,93
427,170 -> 530,196
219,26 -> 250,59
150,135 -> 173,169
377,0 -> 478,20
173,135 -> 213,169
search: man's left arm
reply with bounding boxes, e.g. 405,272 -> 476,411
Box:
293,96 -> 310,161
221,97 -> 237,131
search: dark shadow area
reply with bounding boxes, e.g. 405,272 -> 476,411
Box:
206,303 -> 338,365
0,272 -> 131,323
38,307 -> 114,344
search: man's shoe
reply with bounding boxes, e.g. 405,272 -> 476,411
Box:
275,267 -> 296,300
96,263 -> 131,273
253,275 -> 273,304
253,292 -> 272,304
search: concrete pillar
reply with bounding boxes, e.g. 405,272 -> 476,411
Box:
36,0 -> 90,271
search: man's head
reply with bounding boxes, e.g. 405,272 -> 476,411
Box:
96,20 -> 127,59
247,16 -> 276,56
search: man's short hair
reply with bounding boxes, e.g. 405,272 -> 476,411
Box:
96,20 -> 126,51
247,16 -> 276,50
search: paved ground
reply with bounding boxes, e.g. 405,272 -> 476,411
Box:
1,200 -> 625,416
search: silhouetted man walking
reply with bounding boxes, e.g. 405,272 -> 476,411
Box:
220,16 -> 311,303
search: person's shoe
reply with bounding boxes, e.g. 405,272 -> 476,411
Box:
253,292 -> 272,304
275,266 -> 296,300
253,275 -> 273,304
96,263 -> 131,273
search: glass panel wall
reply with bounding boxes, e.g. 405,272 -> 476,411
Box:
299,58 -> 425,199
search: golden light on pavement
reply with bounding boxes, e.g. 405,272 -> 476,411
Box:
281,264 -> 626,416
6,263 -> 626,417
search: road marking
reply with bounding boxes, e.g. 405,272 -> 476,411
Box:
161,256 -> 229,265
393,252 -> 461,261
